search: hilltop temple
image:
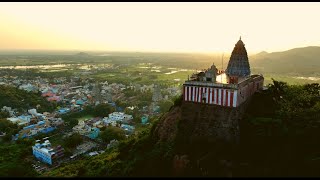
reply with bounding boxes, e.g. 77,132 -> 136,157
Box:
182,37 -> 264,107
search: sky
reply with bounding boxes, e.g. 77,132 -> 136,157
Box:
0,2 -> 320,54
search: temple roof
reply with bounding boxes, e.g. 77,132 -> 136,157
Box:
236,36 -> 244,46
226,37 -> 251,77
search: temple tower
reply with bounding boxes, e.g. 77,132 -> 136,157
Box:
226,37 -> 251,83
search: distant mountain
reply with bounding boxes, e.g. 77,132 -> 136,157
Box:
75,52 -> 90,56
250,46 -> 320,76
254,51 -> 268,56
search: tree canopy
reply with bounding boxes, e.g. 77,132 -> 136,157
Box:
100,126 -> 126,144
0,85 -> 57,113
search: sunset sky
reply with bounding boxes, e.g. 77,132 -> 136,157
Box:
0,2 -> 320,54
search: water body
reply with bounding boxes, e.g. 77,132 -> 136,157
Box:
294,76 -> 320,81
0,64 -> 71,69
165,71 -> 178,75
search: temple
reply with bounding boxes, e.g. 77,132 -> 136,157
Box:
182,37 -> 264,107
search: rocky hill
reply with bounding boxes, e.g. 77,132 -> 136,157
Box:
151,97 -> 252,176
44,80 -> 320,177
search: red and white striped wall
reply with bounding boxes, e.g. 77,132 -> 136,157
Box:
183,85 -> 238,107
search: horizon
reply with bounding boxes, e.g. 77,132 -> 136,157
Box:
0,2 -> 320,53
0,45 -> 318,56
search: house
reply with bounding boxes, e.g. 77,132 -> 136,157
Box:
19,83 -> 37,92
47,96 -> 61,102
141,116 -> 149,124
76,99 -> 84,105
92,120 -> 102,127
72,120 -> 91,135
87,127 -> 100,139
107,139 -> 119,149
48,117 -> 64,127
32,139 -> 64,165
123,114 -> 133,123
1,106 -> 15,116
103,112 -> 133,125
15,120 -> 55,139
88,151 -> 99,157
120,124 -> 135,133
7,115 -> 32,126
57,108 -> 70,114
28,109 -> 38,116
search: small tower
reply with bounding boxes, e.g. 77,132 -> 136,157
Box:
93,82 -> 102,105
152,84 -> 162,102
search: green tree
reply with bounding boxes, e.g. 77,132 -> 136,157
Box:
158,100 -> 174,113
0,111 -> 9,118
100,126 -> 126,143
93,103 -> 114,117
64,133 -> 83,149
173,95 -> 183,107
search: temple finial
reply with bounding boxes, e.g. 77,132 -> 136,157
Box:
240,36 -> 241,40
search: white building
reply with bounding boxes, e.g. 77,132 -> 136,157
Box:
72,120 -> 91,135
103,112 -> 133,126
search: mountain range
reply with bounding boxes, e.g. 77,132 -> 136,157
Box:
250,46 -> 320,76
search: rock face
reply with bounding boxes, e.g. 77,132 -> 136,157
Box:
178,101 -> 247,144
153,106 -> 181,142
154,98 -> 251,145
152,97 -> 252,176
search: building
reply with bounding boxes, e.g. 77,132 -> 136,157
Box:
107,139 -> 119,149
103,112 -> 133,126
120,124 -> 135,133
182,37 -> 264,107
104,112 -> 133,122
92,82 -> 102,105
7,115 -> 32,126
88,151 -> 99,157
72,120 -> 91,135
48,117 -> 64,127
19,83 -> 37,92
57,108 -> 70,114
1,106 -> 15,116
152,84 -> 162,102
141,115 -> 149,124
226,36 -> 251,78
15,120 -> 55,139
32,138 -> 64,165
87,127 -> 100,139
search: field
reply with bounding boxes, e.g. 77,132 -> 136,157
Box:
263,73 -> 320,85
91,64 -> 194,86
0,51 -> 319,86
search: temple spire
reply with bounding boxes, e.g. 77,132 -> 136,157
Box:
226,37 -> 251,77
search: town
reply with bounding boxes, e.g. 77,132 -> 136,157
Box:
0,62 -> 182,174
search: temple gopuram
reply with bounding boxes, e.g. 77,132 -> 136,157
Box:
183,37 -> 264,107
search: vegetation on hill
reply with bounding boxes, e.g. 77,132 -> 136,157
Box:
0,85 -> 57,113
0,138 -> 38,177
237,80 -> 320,176
100,127 -> 126,144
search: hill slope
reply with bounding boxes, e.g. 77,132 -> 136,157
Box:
250,46 -> 320,76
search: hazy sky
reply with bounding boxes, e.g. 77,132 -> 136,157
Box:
0,2 -> 320,54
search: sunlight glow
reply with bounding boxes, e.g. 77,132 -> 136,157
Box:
0,2 -> 319,54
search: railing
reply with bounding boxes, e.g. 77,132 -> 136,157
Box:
183,81 -> 238,89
